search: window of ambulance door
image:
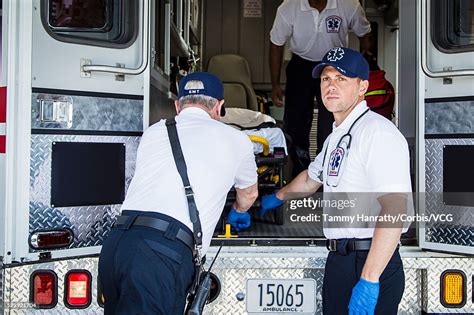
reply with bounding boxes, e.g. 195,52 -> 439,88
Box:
432,0 -> 474,52
41,0 -> 138,48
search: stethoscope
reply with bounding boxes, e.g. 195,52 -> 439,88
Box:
317,108 -> 370,187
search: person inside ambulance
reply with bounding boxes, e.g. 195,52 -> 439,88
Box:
260,47 -> 412,314
98,72 -> 258,314
269,0 -> 374,178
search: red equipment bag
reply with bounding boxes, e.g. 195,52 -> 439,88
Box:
365,70 -> 395,120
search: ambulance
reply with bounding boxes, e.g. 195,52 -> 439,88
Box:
0,0 -> 472,313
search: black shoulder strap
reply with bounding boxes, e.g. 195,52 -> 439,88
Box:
165,117 -> 203,248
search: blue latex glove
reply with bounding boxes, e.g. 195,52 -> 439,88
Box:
227,208 -> 251,231
259,193 -> 284,217
348,278 -> 380,315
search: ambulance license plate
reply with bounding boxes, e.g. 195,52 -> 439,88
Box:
246,279 -> 316,313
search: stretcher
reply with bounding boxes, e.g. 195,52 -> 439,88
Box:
220,108 -> 288,227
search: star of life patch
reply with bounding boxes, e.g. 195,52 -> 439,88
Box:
328,147 -> 345,176
326,15 -> 342,33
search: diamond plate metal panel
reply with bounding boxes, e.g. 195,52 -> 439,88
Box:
3,253 -> 473,314
31,93 -> 143,132
425,226 -> 474,247
30,135 -> 140,251
205,268 -> 324,315
5,257 -> 102,314
425,138 -> 474,247
398,268 -> 421,315
403,257 -> 474,314
204,256 -> 408,315
421,269 -> 429,312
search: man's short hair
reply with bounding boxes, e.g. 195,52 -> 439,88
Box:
178,94 -> 218,111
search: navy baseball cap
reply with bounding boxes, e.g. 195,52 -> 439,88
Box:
312,47 -> 369,80
178,72 -> 224,100
178,72 -> 225,116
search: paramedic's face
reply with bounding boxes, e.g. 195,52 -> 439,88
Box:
320,66 -> 368,114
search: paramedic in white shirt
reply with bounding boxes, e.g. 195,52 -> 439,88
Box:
269,0 -> 373,178
261,47 -> 412,315
99,72 -> 258,315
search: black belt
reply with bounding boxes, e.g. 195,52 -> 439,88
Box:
326,239 -> 372,252
114,215 -> 194,251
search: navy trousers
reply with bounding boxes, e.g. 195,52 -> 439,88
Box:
284,54 -> 334,177
99,211 -> 195,315
322,243 -> 405,315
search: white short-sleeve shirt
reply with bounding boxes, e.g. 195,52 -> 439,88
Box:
121,107 -> 258,254
270,0 -> 371,61
308,101 -> 413,239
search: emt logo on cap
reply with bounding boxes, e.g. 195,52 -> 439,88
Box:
184,80 -> 205,94
312,47 -> 370,81
326,47 -> 345,62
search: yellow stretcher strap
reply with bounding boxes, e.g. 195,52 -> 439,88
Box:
248,135 -> 270,156
365,89 -> 387,96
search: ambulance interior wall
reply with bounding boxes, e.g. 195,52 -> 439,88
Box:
202,1 -> 400,92
203,0 -> 283,89
149,83 -> 176,124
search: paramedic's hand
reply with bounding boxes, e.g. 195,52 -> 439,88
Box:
259,193 -> 284,217
348,278 -> 379,315
271,85 -> 284,107
227,208 -> 251,232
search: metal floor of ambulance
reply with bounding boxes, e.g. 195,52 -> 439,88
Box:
214,211 -> 325,238
213,210 -> 417,241
243,214 -> 324,237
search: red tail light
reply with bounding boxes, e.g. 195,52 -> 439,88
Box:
29,229 -> 74,250
65,270 -> 92,308
30,270 -> 58,309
